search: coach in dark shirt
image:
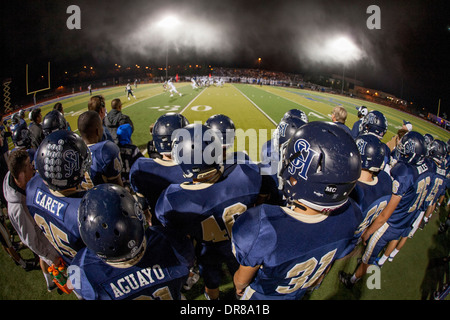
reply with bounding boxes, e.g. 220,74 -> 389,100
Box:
28,108 -> 45,149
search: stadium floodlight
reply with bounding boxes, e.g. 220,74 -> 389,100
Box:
325,36 -> 362,64
320,36 -> 364,94
157,15 -> 181,29
300,34 -> 365,66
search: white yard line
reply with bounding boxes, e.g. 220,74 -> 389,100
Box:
261,86 -> 330,120
231,84 -> 278,126
179,87 -> 208,114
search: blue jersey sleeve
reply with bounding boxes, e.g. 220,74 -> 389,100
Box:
232,205 -> 277,267
390,162 -> 414,196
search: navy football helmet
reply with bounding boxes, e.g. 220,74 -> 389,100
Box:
205,114 -> 236,149
78,184 -> 146,264
11,113 -> 21,125
278,121 -> 361,213
42,110 -> 68,136
424,133 -> 434,146
355,134 -> 386,172
359,110 -> 388,139
394,131 -> 426,165
35,130 -> 91,191
12,122 -> 31,148
171,123 -> 223,179
427,139 -> 447,165
282,109 -> 309,124
152,113 -> 189,154
272,115 -> 308,154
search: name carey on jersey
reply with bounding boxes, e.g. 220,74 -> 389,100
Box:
107,264 -> 166,298
34,188 -> 68,220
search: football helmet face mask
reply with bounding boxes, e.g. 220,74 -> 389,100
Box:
171,123 -> 223,179
78,184 -> 146,264
394,131 -> 426,165
35,130 -> 91,191
278,121 -> 361,213
427,139 -> 447,165
152,113 -> 189,154
356,106 -> 368,118
355,134 -> 386,172
42,110 -> 68,136
423,133 -> 434,156
205,114 -> 236,149
359,110 -> 388,139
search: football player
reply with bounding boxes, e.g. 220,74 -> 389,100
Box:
26,130 -> 91,265
358,110 -> 391,172
351,106 -> 368,139
77,111 -> 123,189
204,113 -> 242,171
357,131 -> 429,270
129,113 -> 189,224
384,132 -> 436,262
10,122 -> 36,162
339,134 -> 392,288
167,79 -> 182,97
155,123 -> 262,300
260,109 -> 308,174
41,110 -> 69,137
232,121 -> 363,300
125,82 -> 136,100
259,114 -> 307,206
70,184 -> 194,300
191,77 -> 198,89
418,139 -> 447,229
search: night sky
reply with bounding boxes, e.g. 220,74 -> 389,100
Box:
1,0 -> 450,114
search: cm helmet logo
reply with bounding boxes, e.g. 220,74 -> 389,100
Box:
288,139 -> 319,180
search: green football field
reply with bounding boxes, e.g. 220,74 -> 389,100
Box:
0,82 -> 449,300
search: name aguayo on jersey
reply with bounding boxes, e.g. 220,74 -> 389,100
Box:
105,264 -> 167,298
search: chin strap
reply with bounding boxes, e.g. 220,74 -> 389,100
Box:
289,199 -> 307,212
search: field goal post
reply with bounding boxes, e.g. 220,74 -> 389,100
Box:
26,62 -> 51,105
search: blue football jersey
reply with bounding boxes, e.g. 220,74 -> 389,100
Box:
118,143 -> 144,186
70,226 -> 194,300
350,170 -> 392,239
129,157 -> 189,214
388,161 -> 432,229
382,143 -> 391,171
83,141 -> 122,188
26,174 -> 86,264
231,200 -> 363,300
424,159 -> 447,208
155,163 -> 262,244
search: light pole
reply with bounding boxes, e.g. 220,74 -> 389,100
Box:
157,15 -> 181,81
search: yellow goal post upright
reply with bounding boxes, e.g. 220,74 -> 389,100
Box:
26,61 -> 51,105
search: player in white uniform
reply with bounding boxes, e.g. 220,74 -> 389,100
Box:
125,83 -> 136,100
168,79 -> 182,97
191,78 -> 198,89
